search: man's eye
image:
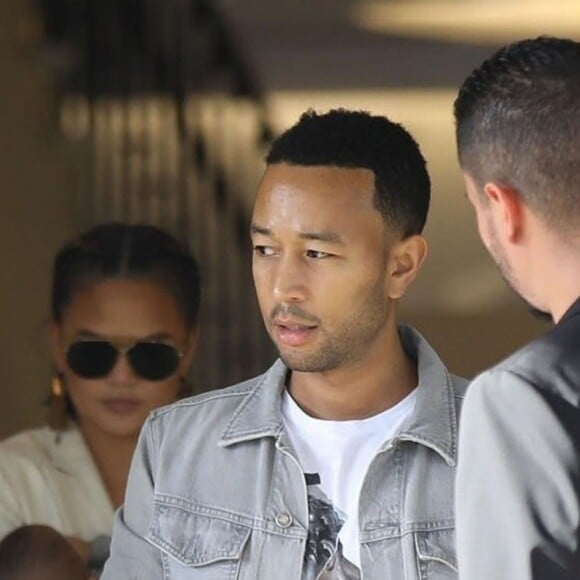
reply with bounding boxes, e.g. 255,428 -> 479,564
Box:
254,245 -> 276,256
306,249 -> 331,259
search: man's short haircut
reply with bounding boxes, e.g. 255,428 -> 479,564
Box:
454,36 -> 580,226
266,108 -> 431,237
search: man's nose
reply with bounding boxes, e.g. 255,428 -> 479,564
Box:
272,256 -> 308,303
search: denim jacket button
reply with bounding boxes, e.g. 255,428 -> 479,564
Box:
276,512 -> 293,528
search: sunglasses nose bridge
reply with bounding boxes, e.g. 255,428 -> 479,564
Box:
115,343 -> 134,356
107,348 -> 139,383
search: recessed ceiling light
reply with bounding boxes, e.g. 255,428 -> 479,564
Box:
352,0 -> 580,45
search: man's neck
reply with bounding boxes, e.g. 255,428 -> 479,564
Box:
287,332 -> 417,421
528,232 -> 580,323
551,288 -> 580,324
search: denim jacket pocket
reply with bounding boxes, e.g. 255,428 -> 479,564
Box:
414,528 -> 458,579
147,499 -> 251,578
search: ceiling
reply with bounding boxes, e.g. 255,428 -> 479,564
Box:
220,0 -> 498,91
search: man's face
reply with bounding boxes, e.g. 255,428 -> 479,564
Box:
251,163 -> 397,373
463,172 -> 550,319
464,173 -> 516,288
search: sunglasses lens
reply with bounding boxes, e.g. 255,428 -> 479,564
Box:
66,341 -> 118,379
128,343 -> 180,381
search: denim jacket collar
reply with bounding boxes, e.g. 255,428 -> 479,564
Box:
396,326 -> 458,467
219,326 -> 458,466
219,359 -> 288,446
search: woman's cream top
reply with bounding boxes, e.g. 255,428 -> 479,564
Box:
0,425 -> 115,541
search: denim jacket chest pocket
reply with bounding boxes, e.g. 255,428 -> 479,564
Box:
146,497 -> 251,579
360,439 -> 458,580
414,528 -> 457,579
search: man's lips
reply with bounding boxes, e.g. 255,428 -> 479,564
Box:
273,319 -> 317,347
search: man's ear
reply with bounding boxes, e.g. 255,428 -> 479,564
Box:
483,182 -> 523,243
387,234 -> 428,300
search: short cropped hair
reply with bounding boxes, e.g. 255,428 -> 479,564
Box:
266,109 -> 431,237
454,36 -> 580,226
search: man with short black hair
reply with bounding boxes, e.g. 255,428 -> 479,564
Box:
454,36 -> 580,579
103,108 -> 467,579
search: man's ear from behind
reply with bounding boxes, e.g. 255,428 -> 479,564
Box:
483,182 -> 525,244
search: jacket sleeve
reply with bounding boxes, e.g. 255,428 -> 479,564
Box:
456,369 -> 580,580
101,417 -> 163,578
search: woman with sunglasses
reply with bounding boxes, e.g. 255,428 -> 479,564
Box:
0,223 -> 201,575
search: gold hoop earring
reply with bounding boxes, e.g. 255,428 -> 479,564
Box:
48,375 -> 69,432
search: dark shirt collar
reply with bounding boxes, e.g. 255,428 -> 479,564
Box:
559,296 -> 580,325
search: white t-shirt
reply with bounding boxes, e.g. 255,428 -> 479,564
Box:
282,388 -> 418,574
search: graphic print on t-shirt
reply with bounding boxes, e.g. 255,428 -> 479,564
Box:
302,474 -> 361,580
282,387 -> 418,577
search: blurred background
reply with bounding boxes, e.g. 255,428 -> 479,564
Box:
2,0 -> 578,437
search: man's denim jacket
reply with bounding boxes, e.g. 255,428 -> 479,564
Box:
102,327 -> 467,579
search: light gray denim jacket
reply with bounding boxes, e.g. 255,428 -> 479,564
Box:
102,326 -> 467,579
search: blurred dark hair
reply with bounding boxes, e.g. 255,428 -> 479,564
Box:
266,108 -> 430,237
52,223 -> 201,328
0,525 -> 88,579
454,36 -> 580,226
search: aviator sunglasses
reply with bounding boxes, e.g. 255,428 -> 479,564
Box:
66,339 -> 183,381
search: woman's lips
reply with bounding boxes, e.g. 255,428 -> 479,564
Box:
101,399 -> 142,415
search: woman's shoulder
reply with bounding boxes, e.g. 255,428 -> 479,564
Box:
0,425 -> 82,469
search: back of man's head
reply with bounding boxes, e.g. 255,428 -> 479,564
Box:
0,525 -> 91,580
454,36 -> 580,228
266,108 -> 431,238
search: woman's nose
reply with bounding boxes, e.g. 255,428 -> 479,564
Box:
107,353 -> 137,385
